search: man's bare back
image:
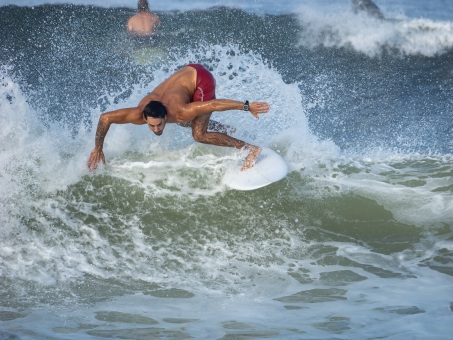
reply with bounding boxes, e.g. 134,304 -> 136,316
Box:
127,1 -> 160,36
137,67 -> 197,122
87,65 -> 270,172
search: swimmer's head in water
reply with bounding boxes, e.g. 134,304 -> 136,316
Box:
138,0 -> 150,13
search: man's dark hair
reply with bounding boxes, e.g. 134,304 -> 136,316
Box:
144,101 -> 167,119
138,0 -> 150,12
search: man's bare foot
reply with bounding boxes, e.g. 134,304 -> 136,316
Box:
241,145 -> 261,171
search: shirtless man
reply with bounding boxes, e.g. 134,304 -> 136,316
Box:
87,64 -> 270,172
127,0 -> 161,36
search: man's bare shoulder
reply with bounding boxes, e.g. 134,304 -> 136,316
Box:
165,66 -> 197,89
127,12 -> 160,35
128,107 -> 147,124
127,14 -> 140,25
148,12 -> 160,22
136,67 -> 197,122
170,65 -> 196,78
101,107 -> 145,125
151,66 -> 195,97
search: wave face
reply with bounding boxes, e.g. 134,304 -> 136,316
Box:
1,3 -> 452,339
296,6 -> 453,57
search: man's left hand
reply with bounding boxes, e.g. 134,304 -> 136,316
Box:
249,102 -> 270,119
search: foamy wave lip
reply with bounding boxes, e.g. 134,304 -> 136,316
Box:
296,6 -> 453,57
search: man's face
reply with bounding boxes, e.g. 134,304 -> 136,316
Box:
146,116 -> 167,136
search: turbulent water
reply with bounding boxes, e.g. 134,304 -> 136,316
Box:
1,1 -> 453,339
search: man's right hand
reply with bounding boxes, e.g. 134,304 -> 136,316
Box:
87,148 -> 105,172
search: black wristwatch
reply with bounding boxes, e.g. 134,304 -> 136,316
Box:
243,100 -> 250,111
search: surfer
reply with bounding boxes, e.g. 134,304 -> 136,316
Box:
87,64 -> 270,172
127,0 -> 160,36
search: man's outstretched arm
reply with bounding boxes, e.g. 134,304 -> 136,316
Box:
179,100 -> 270,121
87,107 -> 143,171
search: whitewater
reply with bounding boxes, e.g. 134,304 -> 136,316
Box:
1,1 -> 452,339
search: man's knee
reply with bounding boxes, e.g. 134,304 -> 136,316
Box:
192,130 -> 208,143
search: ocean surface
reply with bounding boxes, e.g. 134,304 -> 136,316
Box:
1,0 -> 453,339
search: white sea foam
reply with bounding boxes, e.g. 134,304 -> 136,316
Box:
296,5 -> 453,57
1,43 -> 451,290
1,31 -> 452,340
292,151 -> 453,226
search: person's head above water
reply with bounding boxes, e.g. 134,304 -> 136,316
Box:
144,101 -> 167,136
138,0 -> 150,13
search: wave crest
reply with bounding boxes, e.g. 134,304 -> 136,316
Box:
297,6 -> 453,57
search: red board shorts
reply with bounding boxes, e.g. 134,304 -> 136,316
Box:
187,64 -> 216,102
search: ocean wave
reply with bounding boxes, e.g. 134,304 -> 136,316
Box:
296,6 -> 453,57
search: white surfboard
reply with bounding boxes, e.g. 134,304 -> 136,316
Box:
223,147 -> 288,191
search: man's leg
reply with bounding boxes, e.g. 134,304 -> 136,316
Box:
191,113 -> 261,170
178,120 -> 236,134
